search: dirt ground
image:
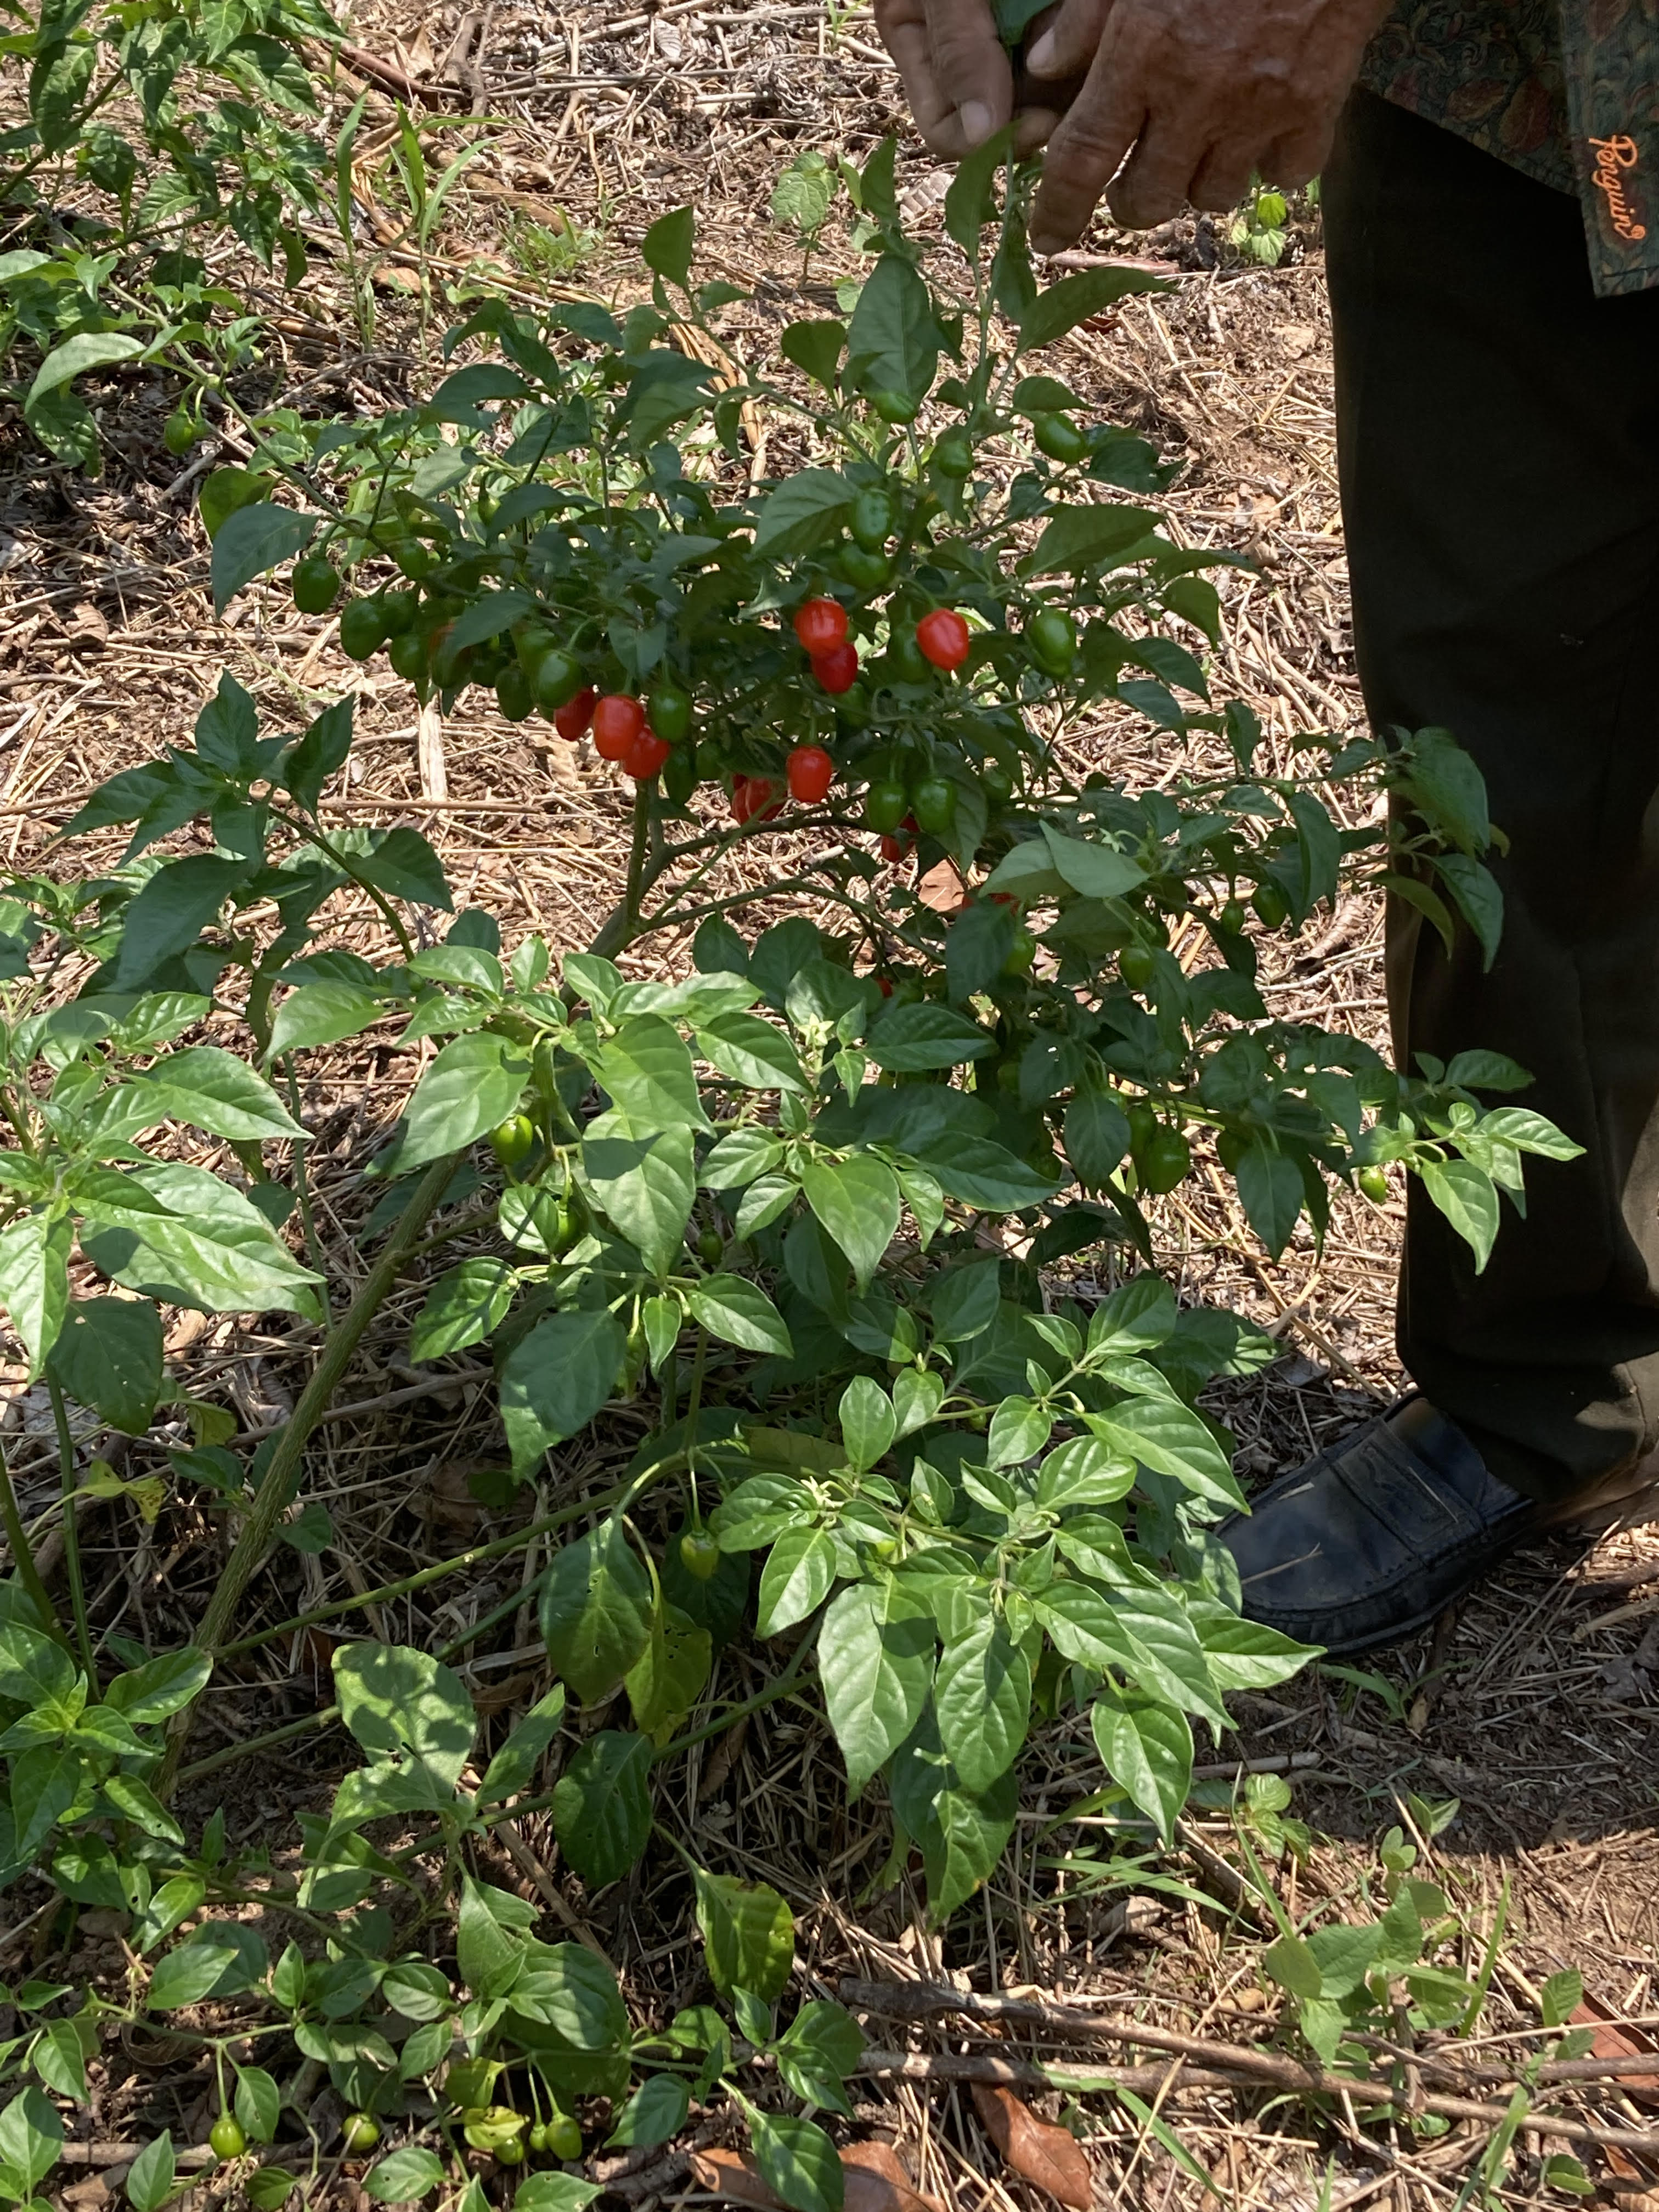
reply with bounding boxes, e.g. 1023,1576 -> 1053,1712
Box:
3,3 -> 1658,2206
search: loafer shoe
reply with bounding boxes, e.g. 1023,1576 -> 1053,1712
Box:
1218,1396 -> 1658,1656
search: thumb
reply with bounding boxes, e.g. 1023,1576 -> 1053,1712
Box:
922,0 -> 1014,146
1024,0 -> 1111,80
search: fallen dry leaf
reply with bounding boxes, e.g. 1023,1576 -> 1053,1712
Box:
841,2141 -> 945,2212
916,857 -> 968,915
690,2143 -> 946,2212
1570,1997 -> 1659,2110
971,2083 -> 1093,2209
690,2148 -> 783,2209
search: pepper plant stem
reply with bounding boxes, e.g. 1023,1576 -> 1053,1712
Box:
47,1378 -> 97,1680
0,1437 -> 69,1652
159,1148 -> 464,1794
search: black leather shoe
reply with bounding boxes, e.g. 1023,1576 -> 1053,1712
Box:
1218,1397 -> 1658,1656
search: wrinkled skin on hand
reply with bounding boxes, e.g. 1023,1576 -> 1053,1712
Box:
875,0 -> 1392,249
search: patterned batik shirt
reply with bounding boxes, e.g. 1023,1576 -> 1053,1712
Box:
1361,0 -> 1659,296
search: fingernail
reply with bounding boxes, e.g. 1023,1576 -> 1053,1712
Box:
1026,29 -> 1056,72
961,99 -> 994,145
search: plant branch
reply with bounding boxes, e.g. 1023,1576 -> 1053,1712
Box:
46,1378 -> 96,1680
0,1436 -> 69,1651
157,1148 -> 464,1794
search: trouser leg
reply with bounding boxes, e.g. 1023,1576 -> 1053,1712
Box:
1322,88 -> 1659,1500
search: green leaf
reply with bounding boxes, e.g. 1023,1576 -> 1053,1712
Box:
1065,1089 -> 1130,1189
800,1154 -> 899,1291
1087,1398 -> 1244,1510
539,1518 -> 653,1704
47,1286 -> 166,1435
500,1308 -> 627,1474
685,1273 -> 791,1357
363,2147 -> 445,2203
1420,1158 -> 1500,1272
749,2113 -> 844,2212
1234,1145 -> 1304,1259
246,2170 -> 298,2212
114,854 -> 249,990
839,1375 -> 896,1470
356,827 -> 453,909
78,1160 -> 323,1317
141,1045 -> 305,1142
211,501 -> 318,614
1188,1602 -> 1313,1688
234,2064 -> 281,2144
625,1603 -> 712,1740
584,1120 -> 697,1279
934,1616 -> 1030,1792
476,1684 -> 566,1804
26,330 -> 145,407
125,2129 -> 176,2212
772,151 -> 835,235
409,1257 -> 517,1361
332,1644 -> 475,1787
1090,1684 -> 1192,1843
148,1926 -> 266,2008
643,205 -> 695,290
696,1009 -> 808,1093
865,1001 -> 995,1070
943,124 -> 1012,257
818,1581 -> 935,1797
103,1646 -> 212,1724
198,466 -> 273,540
282,695 -> 354,813
986,1396 -> 1051,1468
458,1874 -> 524,2000
592,1015 -> 711,1131
780,319 -> 845,391
1262,1931 -> 1323,2000
608,2073 -> 691,2151
1478,1107 -> 1581,1159
268,980 -> 383,1059
1042,826 -> 1149,900
1023,504 -> 1160,576
396,1031 -> 530,1172
752,467 -> 856,558
693,1868 -> 795,1999
846,254 -> 944,407
551,1730 -> 652,1885
0,2085 -> 63,2197
914,1135 -> 1059,1211
0,1210 -> 72,1375
755,1527 -> 837,1637
1402,727 -> 1490,854
928,1770 -> 1019,1917
1019,265 -> 1169,352
1433,852 -> 1504,969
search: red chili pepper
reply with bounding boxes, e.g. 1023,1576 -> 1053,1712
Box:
793,597 -> 848,656
554,685 -> 597,741
623,728 -> 672,780
787,745 -> 835,803
811,641 -> 860,695
592,693 -> 646,759
916,608 -> 971,672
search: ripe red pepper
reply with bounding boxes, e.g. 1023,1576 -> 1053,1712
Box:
793,597 -> 848,656
732,775 -> 782,825
592,693 -> 645,760
916,608 -> 971,672
623,728 -> 672,780
811,641 -> 860,695
787,745 -> 834,803
554,685 -> 597,741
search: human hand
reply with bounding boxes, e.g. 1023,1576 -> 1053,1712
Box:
1022,0 -> 1393,247
873,0 -> 1057,157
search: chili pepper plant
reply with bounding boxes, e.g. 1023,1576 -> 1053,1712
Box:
0,137 -> 1580,2204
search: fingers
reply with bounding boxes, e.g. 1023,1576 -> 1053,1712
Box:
921,0 -> 1014,147
1024,0 -> 1112,81
1028,51 -> 1143,252
874,0 -> 961,150
1013,105 -> 1063,153
1104,115 -> 1203,228
1187,139 -> 1260,212
1261,115 -> 1339,187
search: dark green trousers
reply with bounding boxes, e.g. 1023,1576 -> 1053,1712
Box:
1323,89 -> 1659,1503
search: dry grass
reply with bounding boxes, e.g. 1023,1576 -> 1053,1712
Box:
2,5 -> 1657,2208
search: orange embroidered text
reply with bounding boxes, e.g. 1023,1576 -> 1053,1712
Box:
1588,133 -> 1648,241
